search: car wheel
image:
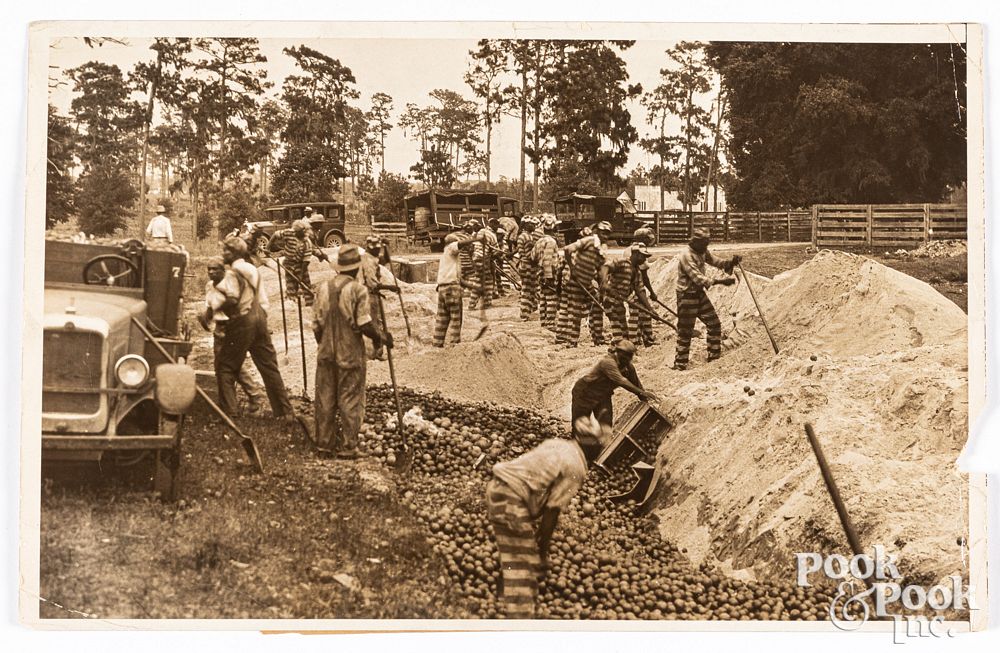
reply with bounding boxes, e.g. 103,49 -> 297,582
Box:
256,234 -> 270,255
323,232 -> 344,248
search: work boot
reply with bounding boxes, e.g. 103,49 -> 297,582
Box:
671,363 -> 687,371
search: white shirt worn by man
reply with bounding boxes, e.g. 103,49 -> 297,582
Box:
436,241 -> 462,286
230,258 -> 270,312
146,214 -> 173,243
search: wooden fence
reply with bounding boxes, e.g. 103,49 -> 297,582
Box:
640,210 -> 812,244
812,204 -> 967,249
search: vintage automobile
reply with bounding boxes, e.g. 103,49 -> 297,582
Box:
553,192 -> 650,245
241,201 -> 348,254
42,239 -> 197,499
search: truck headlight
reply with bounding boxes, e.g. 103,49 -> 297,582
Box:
115,355 -> 150,388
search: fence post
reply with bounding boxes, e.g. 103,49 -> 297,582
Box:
757,211 -> 762,242
923,203 -> 931,242
811,205 -> 818,247
654,212 -> 660,245
866,204 -> 873,247
724,212 -> 730,242
687,211 -> 695,239
786,210 -> 792,242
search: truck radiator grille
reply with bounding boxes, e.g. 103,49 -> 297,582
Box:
42,330 -> 103,414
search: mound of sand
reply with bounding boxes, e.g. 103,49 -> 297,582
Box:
369,333 -> 546,409
638,250 -> 968,583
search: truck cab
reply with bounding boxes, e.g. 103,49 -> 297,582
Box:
554,193 -> 646,245
42,239 -> 197,499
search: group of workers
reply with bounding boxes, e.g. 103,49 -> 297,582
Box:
198,208 -> 745,618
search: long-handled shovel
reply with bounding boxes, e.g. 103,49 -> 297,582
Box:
737,262 -> 779,354
374,291 -> 412,474
131,317 -> 264,473
274,259 -> 289,355
269,255 -> 312,394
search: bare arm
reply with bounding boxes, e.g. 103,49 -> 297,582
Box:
536,507 -> 561,563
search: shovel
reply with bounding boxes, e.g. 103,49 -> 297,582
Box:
131,317 -> 264,473
374,291 -> 412,474
737,262 -> 779,354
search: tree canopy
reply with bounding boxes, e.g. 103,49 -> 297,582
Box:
706,42 -> 967,209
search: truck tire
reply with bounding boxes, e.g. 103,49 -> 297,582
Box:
153,413 -> 183,501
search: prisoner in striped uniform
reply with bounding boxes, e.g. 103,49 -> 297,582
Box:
624,243 -> 657,346
486,434 -> 600,619
514,217 -> 540,320
531,216 -> 560,330
470,224 -> 498,310
673,228 -> 740,370
433,233 -> 479,347
555,222 -> 611,347
598,256 -> 635,343
273,220 -> 329,304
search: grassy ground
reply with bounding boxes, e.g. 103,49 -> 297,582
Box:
39,395 -> 469,620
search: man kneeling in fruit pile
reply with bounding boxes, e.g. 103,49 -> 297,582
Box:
486,422 -> 604,619
571,338 -> 660,433
312,243 -> 393,459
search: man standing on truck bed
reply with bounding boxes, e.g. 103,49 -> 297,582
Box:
216,236 -> 296,421
673,227 -> 740,371
273,219 -> 329,304
145,205 -> 173,244
311,244 -> 392,459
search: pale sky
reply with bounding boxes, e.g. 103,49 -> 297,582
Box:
48,36 -> 718,183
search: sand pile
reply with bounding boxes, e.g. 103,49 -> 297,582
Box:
369,332 -> 546,408
636,250 -> 968,583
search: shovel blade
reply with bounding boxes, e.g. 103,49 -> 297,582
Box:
241,437 -> 265,474
394,445 -> 414,475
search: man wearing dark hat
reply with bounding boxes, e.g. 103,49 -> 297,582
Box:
673,227 -> 740,370
486,425 -> 602,619
217,236 -> 295,420
570,339 -> 659,435
311,243 -> 391,458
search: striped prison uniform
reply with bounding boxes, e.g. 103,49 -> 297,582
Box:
274,229 -> 322,301
555,234 -> 604,346
674,246 -> 735,369
600,258 -> 634,343
627,288 -> 656,345
433,240 -> 465,347
487,439 -> 587,619
532,233 -> 560,330
469,229 -> 497,309
516,228 -> 542,319
494,228 -> 509,296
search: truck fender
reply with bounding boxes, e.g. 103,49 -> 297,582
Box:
155,363 -> 197,414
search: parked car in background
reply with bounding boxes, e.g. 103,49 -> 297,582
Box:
242,201 -> 348,254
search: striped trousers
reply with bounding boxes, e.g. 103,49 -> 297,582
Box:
589,299 -> 605,345
519,265 -> 539,319
433,284 -> 464,347
555,276 -> 588,346
628,290 -> 655,345
486,478 -> 540,619
602,298 -> 629,343
538,279 -> 558,330
469,262 -> 494,309
674,288 -> 722,369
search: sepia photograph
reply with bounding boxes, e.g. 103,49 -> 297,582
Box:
19,20 -> 986,634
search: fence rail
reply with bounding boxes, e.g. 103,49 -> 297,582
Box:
812,203 -> 967,248
640,210 -> 812,244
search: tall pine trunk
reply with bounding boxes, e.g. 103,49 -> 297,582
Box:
519,69 -> 527,204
